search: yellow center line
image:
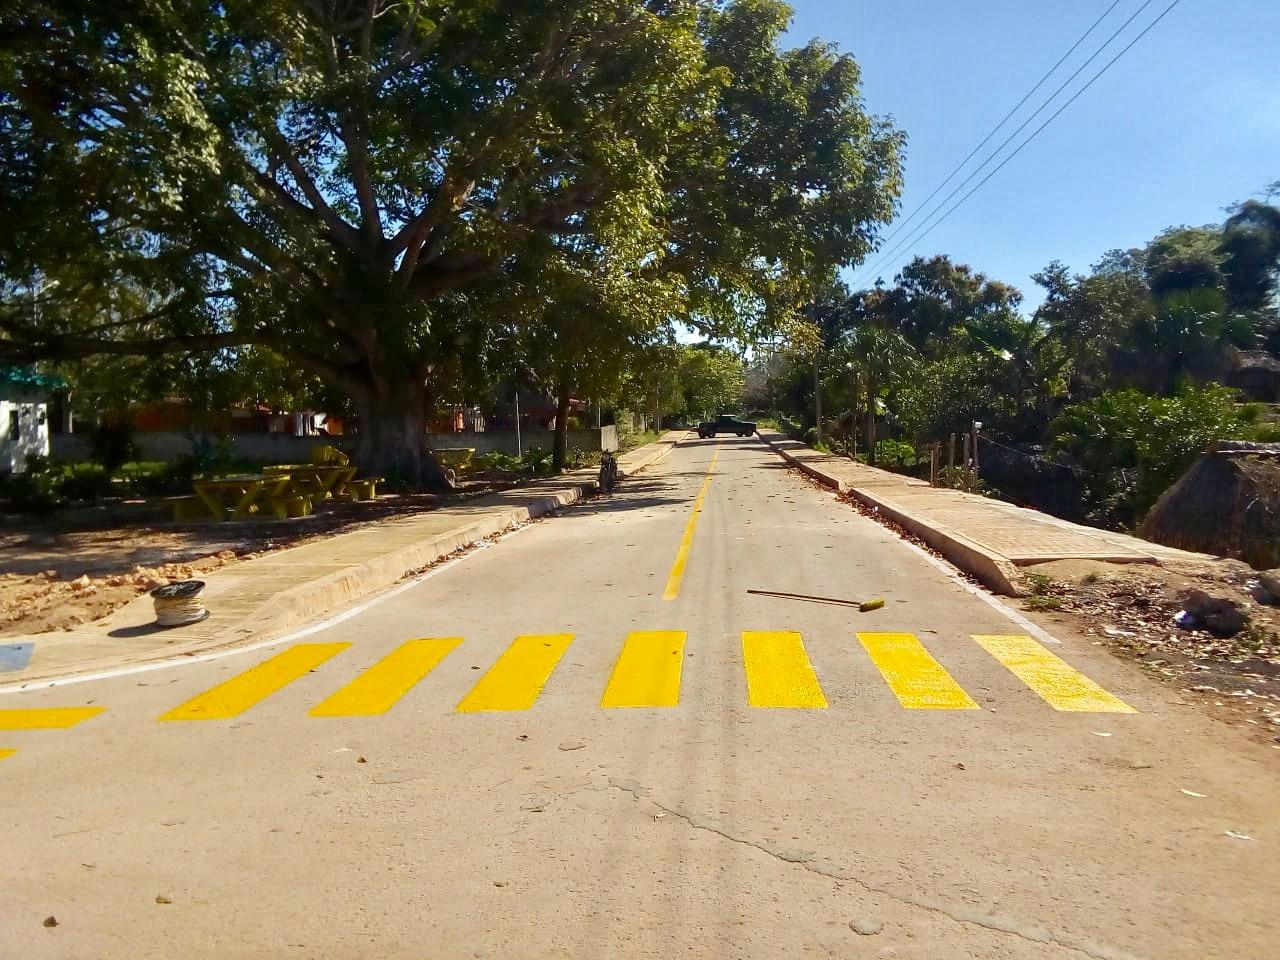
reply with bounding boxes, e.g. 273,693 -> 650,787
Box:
0,748 -> 16,761
662,446 -> 720,601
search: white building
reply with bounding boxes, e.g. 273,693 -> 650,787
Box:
0,368 -> 56,473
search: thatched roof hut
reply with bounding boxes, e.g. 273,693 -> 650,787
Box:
1138,442 -> 1280,569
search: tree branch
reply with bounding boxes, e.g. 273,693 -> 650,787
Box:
410,255 -> 499,298
259,127 -> 361,250
0,330 -> 260,365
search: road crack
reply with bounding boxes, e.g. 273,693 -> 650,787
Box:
600,779 -> 1148,960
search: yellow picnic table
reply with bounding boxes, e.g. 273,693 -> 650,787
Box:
264,463 -> 358,501
191,474 -> 292,522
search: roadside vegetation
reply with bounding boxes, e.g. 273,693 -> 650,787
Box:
759,188 -> 1280,531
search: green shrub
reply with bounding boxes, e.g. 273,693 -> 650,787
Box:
0,456 -> 65,514
58,463 -> 114,502
1050,384 -> 1255,524
185,433 -> 238,476
613,409 -> 640,447
521,446 -> 554,475
874,438 -> 916,468
122,460 -> 195,497
777,415 -> 805,440
89,420 -> 139,475
566,448 -> 601,469
938,465 -> 990,494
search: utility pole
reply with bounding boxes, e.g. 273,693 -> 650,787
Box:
813,354 -> 822,446
845,360 -> 856,459
514,391 -> 522,457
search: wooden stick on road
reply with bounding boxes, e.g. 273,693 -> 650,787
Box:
747,589 -> 883,612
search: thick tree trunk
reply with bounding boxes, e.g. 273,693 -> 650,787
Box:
552,383 -> 573,472
352,380 -> 448,491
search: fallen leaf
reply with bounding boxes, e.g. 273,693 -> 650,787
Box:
155,895 -> 172,905
1180,789 -> 1206,798
1091,731 -> 1113,738
1225,831 -> 1253,841
43,916 -> 58,928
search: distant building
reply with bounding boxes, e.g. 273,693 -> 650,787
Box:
0,367 -> 63,473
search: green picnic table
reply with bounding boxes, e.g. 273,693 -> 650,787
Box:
191,474 -> 292,522
263,463 -> 359,501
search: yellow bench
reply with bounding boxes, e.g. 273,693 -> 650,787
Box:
171,496 -> 214,522
311,444 -> 350,466
266,494 -> 313,520
344,477 -> 384,502
435,448 -> 475,471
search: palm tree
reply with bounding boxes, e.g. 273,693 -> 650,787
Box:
840,324 -> 918,464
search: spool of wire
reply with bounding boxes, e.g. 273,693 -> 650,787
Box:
151,580 -> 209,627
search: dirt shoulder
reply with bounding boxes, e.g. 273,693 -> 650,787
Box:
0,489 -> 470,638
1010,556 -> 1280,746
782,464 -> 1280,748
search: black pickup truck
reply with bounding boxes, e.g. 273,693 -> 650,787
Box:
697,414 -> 757,438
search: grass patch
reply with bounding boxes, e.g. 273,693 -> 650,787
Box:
619,430 -> 660,452
1024,573 -> 1056,596
1023,594 -> 1064,611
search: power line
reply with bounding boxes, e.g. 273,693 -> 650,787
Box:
854,0 -> 1172,288
874,0 -> 1126,254
857,0 -> 1184,284
855,0 -> 1159,285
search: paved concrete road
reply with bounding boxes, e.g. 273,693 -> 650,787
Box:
4,437 -> 1278,959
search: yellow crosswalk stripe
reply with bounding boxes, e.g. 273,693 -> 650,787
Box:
972,634 -> 1136,713
601,631 -> 686,708
160,643 -> 350,721
0,748 -> 16,761
310,638 -> 462,717
858,632 -> 978,710
742,631 -> 828,708
456,634 -> 573,713
0,707 -> 105,729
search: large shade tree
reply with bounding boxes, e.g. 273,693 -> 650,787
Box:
0,0 -> 903,486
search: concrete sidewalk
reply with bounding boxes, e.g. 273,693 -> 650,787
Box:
757,430 -> 1205,595
1,434 -> 684,687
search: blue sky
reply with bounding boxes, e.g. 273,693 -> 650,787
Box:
784,0 -> 1280,310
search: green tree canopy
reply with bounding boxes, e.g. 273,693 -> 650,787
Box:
0,0 -> 903,485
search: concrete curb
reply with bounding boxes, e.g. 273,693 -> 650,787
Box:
758,432 -> 1023,597
3,435 -> 682,687
229,435 -> 676,642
